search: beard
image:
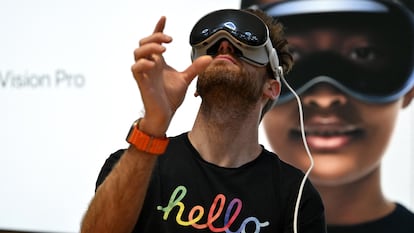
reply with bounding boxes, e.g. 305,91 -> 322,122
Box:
196,62 -> 265,119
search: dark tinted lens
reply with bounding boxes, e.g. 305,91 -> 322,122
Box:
190,9 -> 268,46
278,12 -> 414,100
279,51 -> 413,99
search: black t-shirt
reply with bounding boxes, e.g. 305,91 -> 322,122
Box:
96,132 -> 326,233
328,203 -> 414,233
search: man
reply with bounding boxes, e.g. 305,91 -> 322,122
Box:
80,8 -> 326,233
248,0 -> 414,232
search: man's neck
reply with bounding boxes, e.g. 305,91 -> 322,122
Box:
188,107 -> 262,168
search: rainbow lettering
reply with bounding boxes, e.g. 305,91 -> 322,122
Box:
157,185 -> 270,232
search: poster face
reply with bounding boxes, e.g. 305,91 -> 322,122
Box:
0,0 -> 412,232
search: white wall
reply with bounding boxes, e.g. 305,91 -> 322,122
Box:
0,0 -> 413,232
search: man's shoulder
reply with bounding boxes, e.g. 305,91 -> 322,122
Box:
261,146 -> 305,175
394,203 -> 414,220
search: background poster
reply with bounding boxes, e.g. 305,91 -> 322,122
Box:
0,0 -> 412,232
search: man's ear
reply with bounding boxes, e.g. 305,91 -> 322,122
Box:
264,79 -> 281,100
402,86 -> 414,108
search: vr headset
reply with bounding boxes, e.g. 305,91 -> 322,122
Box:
190,9 -> 282,81
261,0 -> 414,104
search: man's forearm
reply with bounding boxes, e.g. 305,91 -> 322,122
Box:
80,146 -> 158,233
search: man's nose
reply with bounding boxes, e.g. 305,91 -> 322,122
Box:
217,39 -> 235,55
302,83 -> 347,109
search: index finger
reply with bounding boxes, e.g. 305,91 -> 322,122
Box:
153,16 -> 166,33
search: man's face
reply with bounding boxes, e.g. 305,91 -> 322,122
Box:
262,17 -> 405,186
196,39 -> 270,115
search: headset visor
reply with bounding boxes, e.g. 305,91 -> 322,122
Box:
263,0 -> 414,104
190,9 -> 273,66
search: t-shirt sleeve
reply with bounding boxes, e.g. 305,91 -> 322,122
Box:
294,179 -> 327,233
94,149 -> 126,192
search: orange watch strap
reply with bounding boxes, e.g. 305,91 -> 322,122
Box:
126,118 -> 169,155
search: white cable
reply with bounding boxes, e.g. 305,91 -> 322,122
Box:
280,73 -> 314,233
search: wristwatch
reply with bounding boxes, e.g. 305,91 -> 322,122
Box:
126,118 -> 169,155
